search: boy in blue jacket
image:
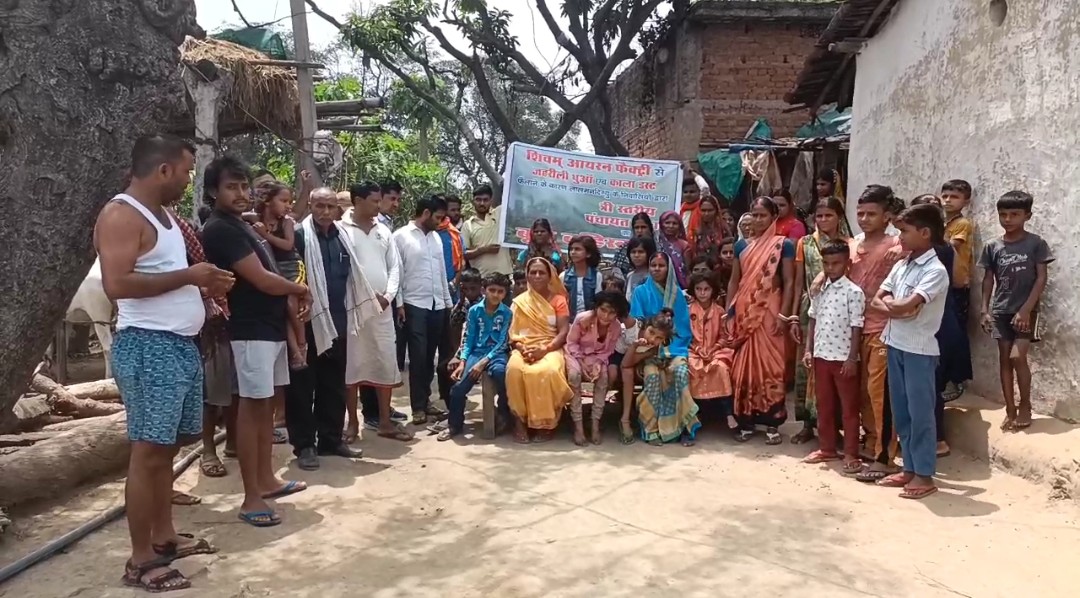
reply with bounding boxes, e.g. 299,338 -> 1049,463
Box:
440,273 -> 513,441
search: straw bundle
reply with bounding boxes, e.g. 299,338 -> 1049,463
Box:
179,37 -> 300,138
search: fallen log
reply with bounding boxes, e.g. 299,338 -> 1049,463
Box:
64,379 -> 120,402
4,395 -> 53,433
0,431 -> 58,447
0,412 -> 129,508
41,418 -> 100,432
31,374 -> 122,419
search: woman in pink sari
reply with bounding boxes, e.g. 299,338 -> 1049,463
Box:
725,197 -> 797,445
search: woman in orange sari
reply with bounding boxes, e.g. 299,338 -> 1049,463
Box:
506,258 -> 574,443
725,197 -> 797,445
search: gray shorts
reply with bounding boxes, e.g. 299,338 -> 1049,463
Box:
230,340 -> 289,399
203,338 -> 237,407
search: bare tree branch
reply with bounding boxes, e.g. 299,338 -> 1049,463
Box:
421,18 -> 521,144
305,0 -> 345,30
231,0 -> 255,28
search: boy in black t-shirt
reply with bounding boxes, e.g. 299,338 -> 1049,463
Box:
200,156 -> 310,527
978,190 -> 1054,432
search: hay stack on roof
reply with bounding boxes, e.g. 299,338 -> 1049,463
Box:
179,37 -> 300,138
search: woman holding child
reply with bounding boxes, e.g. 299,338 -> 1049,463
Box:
628,252 -> 701,445
506,258 -> 574,443
726,197 -> 797,445
790,197 -> 849,444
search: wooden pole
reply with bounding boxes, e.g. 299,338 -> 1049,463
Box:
182,66 -> 232,226
290,0 -> 323,188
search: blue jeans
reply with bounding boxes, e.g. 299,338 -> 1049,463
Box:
887,347 -> 939,477
447,354 -> 508,432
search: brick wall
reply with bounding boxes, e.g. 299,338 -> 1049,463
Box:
612,19 -> 826,160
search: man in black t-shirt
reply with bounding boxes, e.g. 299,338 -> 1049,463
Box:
201,156 -> 311,528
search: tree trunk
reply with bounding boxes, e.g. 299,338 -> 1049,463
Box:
0,413 -> 129,508
0,0 -> 202,429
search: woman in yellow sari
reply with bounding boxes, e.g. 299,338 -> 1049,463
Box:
507,258 -> 574,443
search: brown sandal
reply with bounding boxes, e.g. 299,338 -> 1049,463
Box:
122,558 -> 191,593
152,533 -> 218,561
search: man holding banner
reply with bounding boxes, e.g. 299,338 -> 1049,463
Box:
462,184 -> 514,277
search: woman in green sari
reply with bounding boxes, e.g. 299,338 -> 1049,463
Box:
790,196 -> 849,444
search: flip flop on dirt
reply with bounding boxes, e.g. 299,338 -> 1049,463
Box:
262,480 -> 308,500
272,428 -> 288,444
1000,417 -> 1017,432
803,450 -> 841,464
841,460 -> 863,476
378,426 -> 416,442
764,428 -> 783,446
122,558 -> 191,593
343,422 -> 360,444
899,485 -> 938,500
238,511 -> 281,528
876,472 -> 914,488
619,420 -> 635,445
789,427 -> 815,445
200,455 -> 227,478
170,491 -> 202,506
680,433 -> 695,447
153,533 -> 218,561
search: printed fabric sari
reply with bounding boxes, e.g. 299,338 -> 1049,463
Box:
506,259 -> 573,430
687,219 -> 728,264
688,302 -> 734,400
629,260 -> 700,442
730,222 -> 789,427
793,230 -> 846,422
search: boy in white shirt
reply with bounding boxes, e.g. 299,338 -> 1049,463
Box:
870,204 -> 950,500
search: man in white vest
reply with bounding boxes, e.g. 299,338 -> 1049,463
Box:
96,134 -> 233,592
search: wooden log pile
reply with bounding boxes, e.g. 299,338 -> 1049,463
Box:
0,372 -> 130,509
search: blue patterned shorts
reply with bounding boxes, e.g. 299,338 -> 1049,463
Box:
113,327 -> 203,445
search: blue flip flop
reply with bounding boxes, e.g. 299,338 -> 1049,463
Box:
261,480 -> 308,500
238,511 -> 281,528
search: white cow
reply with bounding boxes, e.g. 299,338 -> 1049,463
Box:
65,257 -> 115,376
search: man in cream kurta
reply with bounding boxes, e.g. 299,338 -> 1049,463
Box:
338,182 -> 413,441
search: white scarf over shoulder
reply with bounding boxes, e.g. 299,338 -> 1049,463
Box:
301,215 -> 383,355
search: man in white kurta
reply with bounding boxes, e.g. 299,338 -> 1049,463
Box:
338,184 -> 413,441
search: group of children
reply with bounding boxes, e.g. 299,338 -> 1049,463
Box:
793,181 -> 1051,499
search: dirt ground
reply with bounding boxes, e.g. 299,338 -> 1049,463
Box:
3,390 -> 1080,598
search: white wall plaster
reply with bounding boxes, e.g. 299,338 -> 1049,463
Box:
847,0 -> 1080,420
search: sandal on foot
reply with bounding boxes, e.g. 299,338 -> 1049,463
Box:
619,420 -> 635,445
876,472 -> 914,488
153,533 -> 218,560
199,455 -> 227,478
790,427 -> 815,445
764,428 -> 783,446
1000,417 -> 1017,432
899,485 -> 938,500
841,460 -> 864,476
733,429 -> 754,443
123,558 -> 191,593
856,467 -> 897,483
436,428 -> 460,442
272,428 -> 288,445
223,448 -> 238,459
238,511 -> 281,528
262,480 -> 307,500
648,438 -> 664,447
343,425 -> 360,444
378,425 -> 416,442
170,490 -> 202,506
803,450 -> 841,464
680,433 -> 695,447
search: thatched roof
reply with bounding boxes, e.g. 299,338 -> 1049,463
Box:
785,0 -> 903,111
178,37 -> 301,138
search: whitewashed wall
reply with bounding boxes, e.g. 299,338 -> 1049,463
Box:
847,0 -> 1080,419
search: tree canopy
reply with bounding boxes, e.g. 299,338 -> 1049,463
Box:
306,0 -> 680,186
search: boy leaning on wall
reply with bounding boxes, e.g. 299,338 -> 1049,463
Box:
940,179 -> 975,400
978,191 -> 1053,433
